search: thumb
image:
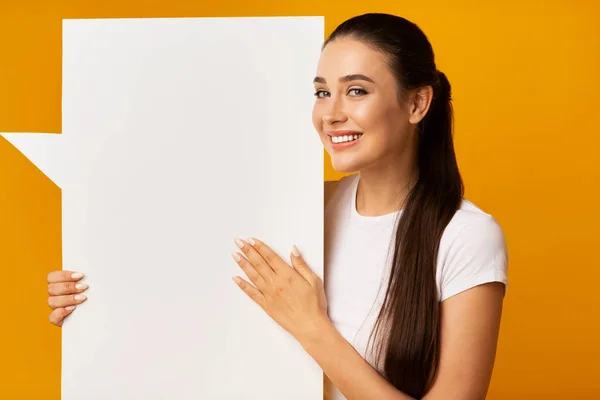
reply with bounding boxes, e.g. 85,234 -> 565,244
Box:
49,306 -> 76,327
290,245 -> 316,284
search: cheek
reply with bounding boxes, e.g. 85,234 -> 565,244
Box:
349,99 -> 387,132
352,100 -> 408,148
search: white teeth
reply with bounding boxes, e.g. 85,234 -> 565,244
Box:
332,134 -> 362,143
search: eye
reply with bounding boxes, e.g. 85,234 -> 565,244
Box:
314,89 -> 330,98
348,88 -> 367,96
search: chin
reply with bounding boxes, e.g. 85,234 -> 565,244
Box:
325,137 -> 376,174
329,156 -> 364,174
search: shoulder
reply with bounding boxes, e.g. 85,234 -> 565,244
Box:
437,199 -> 508,301
324,180 -> 340,196
324,180 -> 340,208
444,200 -> 506,249
324,174 -> 357,208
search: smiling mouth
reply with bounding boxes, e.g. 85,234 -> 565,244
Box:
331,133 -> 363,144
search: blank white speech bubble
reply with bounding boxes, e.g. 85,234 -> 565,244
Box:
2,16 -> 325,399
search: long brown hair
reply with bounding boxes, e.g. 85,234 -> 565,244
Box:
325,14 -> 464,398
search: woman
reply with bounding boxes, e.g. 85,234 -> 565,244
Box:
46,13 -> 508,400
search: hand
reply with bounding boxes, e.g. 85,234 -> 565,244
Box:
231,237 -> 330,344
47,270 -> 89,326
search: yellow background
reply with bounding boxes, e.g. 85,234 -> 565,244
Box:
1,0 -> 599,398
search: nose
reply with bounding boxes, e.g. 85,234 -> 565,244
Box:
322,96 -> 347,125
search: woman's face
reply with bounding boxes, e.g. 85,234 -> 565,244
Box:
312,37 -> 416,173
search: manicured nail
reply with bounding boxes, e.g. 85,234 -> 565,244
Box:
234,238 -> 245,249
71,272 -> 83,279
291,245 -> 300,257
74,294 -> 87,301
232,276 -> 242,284
231,252 -> 241,262
66,306 -> 76,311
75,283 -> 88,290
247,237 -> 256,245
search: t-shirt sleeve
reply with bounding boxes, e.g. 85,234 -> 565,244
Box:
439,215 -> 508,302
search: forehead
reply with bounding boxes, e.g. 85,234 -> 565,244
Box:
316,38 -> 391,82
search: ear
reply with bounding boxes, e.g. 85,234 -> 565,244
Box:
408,86 -> 434,125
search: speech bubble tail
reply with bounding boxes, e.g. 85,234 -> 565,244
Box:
0,132 -> 66,189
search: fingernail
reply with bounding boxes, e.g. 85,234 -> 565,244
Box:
234,238 -> 245,249
232,276 -> 242,284
291,245 -> 300,257
71,272 -> 83,279
232,252 -> 241,262
75,283 -> 88,290
247,237 -> 256,245
66,305 -> 76,311
74,294 -> 87,301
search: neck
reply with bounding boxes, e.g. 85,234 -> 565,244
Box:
355,156 -> 417,217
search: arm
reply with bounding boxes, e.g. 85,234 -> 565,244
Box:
424,282 -> 504,399
232,182 -> 507,400
301,282 -> 505,400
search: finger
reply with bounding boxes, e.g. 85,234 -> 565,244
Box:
47,270 -> 84,284
232,252 -> 267,290
290,245 -> 319,286
243,237 -> 290,275
48,281 -> 89,296
233,276 -> 265,308
48,293 -> 87,310
49,306 -> 76,327
234,238 -> 276,280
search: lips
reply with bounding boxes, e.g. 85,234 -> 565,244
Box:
326,130 -> 363,149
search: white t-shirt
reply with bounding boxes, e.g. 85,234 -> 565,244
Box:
323,174 -> 508,400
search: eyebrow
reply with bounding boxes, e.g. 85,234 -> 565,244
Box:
313,74 -> 375,84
